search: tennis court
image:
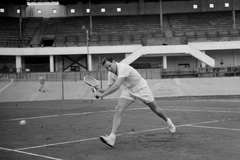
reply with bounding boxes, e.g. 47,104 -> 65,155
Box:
0,98 -> 240,160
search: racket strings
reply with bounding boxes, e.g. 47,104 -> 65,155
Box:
84,77 -> 98,86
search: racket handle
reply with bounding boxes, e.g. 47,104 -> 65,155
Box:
91,87 -> 96,93
91,86 -> 102,99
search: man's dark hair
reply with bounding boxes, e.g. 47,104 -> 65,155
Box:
101,56 -> 114,66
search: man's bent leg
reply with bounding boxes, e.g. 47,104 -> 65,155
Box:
100,98 -> 133,147
145,100 -> 168,121
145,100 -> 176,133
111,98 -> 133,134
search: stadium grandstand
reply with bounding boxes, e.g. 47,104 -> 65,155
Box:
0,0 -> 240,80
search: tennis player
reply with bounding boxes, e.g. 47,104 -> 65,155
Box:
95,56 -> 176,147
39,74 -> 45,92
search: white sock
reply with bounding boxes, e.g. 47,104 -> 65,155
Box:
109,133 -> 116,139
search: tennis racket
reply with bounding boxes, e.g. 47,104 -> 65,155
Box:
83,76 -> 100,99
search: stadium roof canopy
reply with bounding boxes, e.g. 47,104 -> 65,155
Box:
1,0 -> 190,5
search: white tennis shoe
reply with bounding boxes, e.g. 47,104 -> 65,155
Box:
167,118 -> 176,133
100,134 -> 116,147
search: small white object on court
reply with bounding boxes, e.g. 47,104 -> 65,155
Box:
20,120 -> 26,125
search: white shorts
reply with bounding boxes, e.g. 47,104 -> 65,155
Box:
120,79 -> 154,103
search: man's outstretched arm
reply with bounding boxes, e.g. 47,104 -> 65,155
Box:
97,77 -> 124,98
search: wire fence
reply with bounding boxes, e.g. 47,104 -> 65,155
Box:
0,69 -> 162,81
0,66 -> 240,81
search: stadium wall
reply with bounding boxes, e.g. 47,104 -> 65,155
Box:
0,0 -> 239,18
0,42 -> 240,72
1,77 -> 240,102
27,5 -> 67,17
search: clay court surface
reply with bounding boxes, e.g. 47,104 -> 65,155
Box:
0,98 -> 240,160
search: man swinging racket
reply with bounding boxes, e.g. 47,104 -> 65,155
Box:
94,56 -> 176,147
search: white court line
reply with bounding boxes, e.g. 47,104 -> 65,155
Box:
0,147 -> 63,160
16,119 -> 230,151
188,124 -> 240,131
3,110 -> 115,121
3,107 -> 239,122
17,137 -> 99,151
3,108 -> 148,121
165,108 -> 240,114
0,79 -> 13,92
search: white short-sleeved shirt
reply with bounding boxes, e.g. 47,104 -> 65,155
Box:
108,62 -> 154,103
108,62 -> 142,88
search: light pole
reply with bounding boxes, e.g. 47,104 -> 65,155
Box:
61,55 -> 64,100
81,25 -> 89,52
82,26 -> 91,71
81,26 -> 89,46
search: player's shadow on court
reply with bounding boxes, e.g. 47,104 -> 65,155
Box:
113,132 -> 181,150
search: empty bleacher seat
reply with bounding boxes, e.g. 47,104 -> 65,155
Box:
0,17 -> 41,47
54,36 -> 66,47
229,29 -> 240,38
66,36 -> 77,46
99,35 -> 110,46
173,31 -> 185,37
42,15 -> 166,46
89,34 -> 99,46
207,30 -> 219,41
169,11 -> 240,42
77,34 -> 87,46
122,34 -> 133,45
132,34 -> 143,44
110,35 -> 121,45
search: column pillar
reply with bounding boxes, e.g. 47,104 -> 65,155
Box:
233,50 -> 238,66
87,54 -> 92,71
16,56 -> 22,73
125,53 -> 130,58
163,56 -> 167,69
201,62 -> 206,68
50,55 -> 54,72
201,51 -> 206,67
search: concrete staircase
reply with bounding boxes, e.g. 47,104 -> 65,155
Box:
163,16 -> 173,37
30,18 -> 50,46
